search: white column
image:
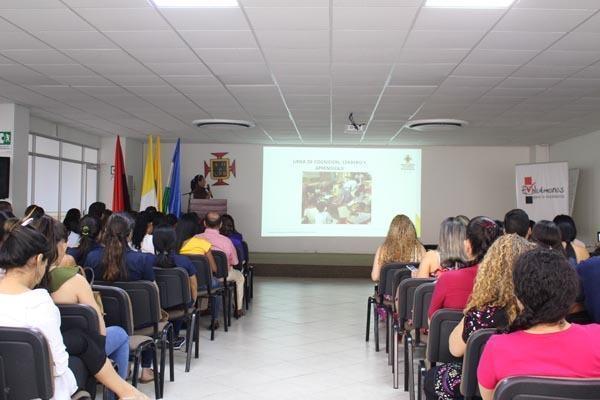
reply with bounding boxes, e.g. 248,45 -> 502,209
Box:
0,104 -> 29,216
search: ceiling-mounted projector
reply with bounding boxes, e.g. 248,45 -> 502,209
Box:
405,119 -> 468,132
192,119 -> 256,128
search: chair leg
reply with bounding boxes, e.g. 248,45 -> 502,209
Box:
249,268 -> 254,299
393,328 -> 399,389
366,297 -> 372,342
159,336 -> 166,398
210,296 -> 216,341
151,344 -> 161,400
222,292 -> 228,332
185,313 -> 195,372
417,360 -> 426,400
374,302 -> 380,352
233,284 -> 239,318
404,334 -> 411,392
131,350 -> 140,387
386,311 -> 390,356
168,326 -> 174,382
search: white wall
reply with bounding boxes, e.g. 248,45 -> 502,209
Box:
550,130 -> 600,245
30,116 -> 102,149
153,142 -> 530,254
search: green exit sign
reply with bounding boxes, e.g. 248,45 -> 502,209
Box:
0,132 -> 10,145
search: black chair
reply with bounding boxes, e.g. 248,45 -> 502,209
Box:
392,278 -> 435,389
211,250 -> 237,325
242,241 -> 254,301
417,309 -> 463,400
494,376 -> 600,400
0,327 -> 54,400
57,304 -> 100,398
404,282 -> 436,396
154,267 -> 198,373
188,255 -> 228,341
366,263 -> 417,353
93,284 -> 161,399
461,328 -> 495,400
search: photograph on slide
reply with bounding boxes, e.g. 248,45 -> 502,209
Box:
301,171 -> 372,225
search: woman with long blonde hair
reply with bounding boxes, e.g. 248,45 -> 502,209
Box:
424,234 -> 536,400
371,214 -> 425,282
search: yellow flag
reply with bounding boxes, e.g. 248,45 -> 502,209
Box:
154,136 -> 163,212
140,135 -> 157,211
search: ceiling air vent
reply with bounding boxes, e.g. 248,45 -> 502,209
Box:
405,119 -> 468,132
193,119 -> 255,128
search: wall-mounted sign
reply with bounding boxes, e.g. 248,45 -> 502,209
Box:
0,131 -> 12,157
204,152 -> 237,186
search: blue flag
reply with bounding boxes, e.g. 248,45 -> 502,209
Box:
165,139 -> 182,217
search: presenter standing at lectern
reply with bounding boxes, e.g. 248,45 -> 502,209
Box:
191,174 -> 213,199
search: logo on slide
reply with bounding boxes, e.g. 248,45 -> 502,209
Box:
204,152 -> 236,186
521,176 -> 565,204
401,154 -> 415,171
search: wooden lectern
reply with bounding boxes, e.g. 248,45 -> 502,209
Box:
188,199 -> 227,219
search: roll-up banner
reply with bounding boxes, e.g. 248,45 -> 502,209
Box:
515,162 -> 569,221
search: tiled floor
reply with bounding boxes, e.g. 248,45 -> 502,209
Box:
137,277 -> 409,400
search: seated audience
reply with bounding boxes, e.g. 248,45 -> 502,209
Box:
67,215 -> 102,266
576,254 -> 600,323
416,217 -> 466,278
84,213 -> 156,382
0,200 -> 14,218
63,208 -> 81,248
424,234 -> 535,400
24,204 -> 45,220
530,220 -> 564,252
176,214 -> 217,268
88,201 -> 106,221
477,248 -> 600,400
220,214 -> 245,264
165,213 -> 178,227
371,214 -> 425,282
0,222 -> 147,400
504,208 -> 530,238
198,212 -> 246,317
553,214 -> 589,265
32,216 -> 132,385
428,217 -> 501,318
131,211 -> 154,254
455,215 -> 469,226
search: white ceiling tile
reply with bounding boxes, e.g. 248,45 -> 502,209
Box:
385,86 -> 437,96
146,62 -> 210,75
218,71 -> 273,85
275,74 -> 330,85
0,65 -> 60,84
1,49 -> 72,64
333,7 -> 418,30
453,64 -> 519,76
256,30 -> 329,49
397,48 -> 469,64
495,8 -> 594,32
390,63 -> 456,85
270,63 -> 329,75
575,12 -> 600,33
160,8 -> 249,30
499,77 -> 562,88
0,32 -> 48,50
479,31 -> 563,51
333,47 -> 397,63
85,62 -> 150,75
104,30 -> 185,49
179,30 -> 257,48
27,64 -> 92,76
514,0 -> 600,9
64,0 -> 151,7
56,75 -> 113,85
263,48 -> 329,63
333,0 -> 424,6
552,32 -> 600,52
0,1 -> 66,8
75,8 -> 170,31
333,30 -> 408,49
245,7 -> 329,30
1,9 -> 92,31
573,66 -> 600,78
464,49 -> 539,64
414,8 -> 503,31
442,75 -> 505,87
195,48 -> 263,63
34,31 -> 118,49
162,75 -> 223,86
208,62 -> 268,75
333,63 -> 391,76
405,30 -> 485,49
63,49 -> 135,65
487,87 -> 546,97
241,0 -> 328,6
514,65 -> 583,78
128,48 -> 198,63
530,50 -> 600,66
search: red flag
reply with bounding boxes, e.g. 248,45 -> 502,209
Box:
112,136 -> 131,212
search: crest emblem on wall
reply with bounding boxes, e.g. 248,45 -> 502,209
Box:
204,152 -> 237,186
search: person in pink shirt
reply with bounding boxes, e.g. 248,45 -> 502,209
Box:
197,212 -> 245,317
477,248 -> 600,400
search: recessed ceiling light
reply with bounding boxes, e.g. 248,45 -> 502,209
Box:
425,0 -> 514,8
151,0 -> 238,8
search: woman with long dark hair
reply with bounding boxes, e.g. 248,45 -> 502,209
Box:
553,214 -> 589,265
477,248 -> 600,400
428,216 -> 501,318
63,208 -> 81,248
67,215 -> 101,266
530,220 -> 564,252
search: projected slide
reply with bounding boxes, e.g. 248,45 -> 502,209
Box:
262,147 -> 421,237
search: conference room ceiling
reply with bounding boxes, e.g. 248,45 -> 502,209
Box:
1,0 -> 600,146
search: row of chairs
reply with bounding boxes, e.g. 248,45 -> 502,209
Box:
366,263 -> 600,400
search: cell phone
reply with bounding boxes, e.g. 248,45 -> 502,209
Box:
597,231 -> 600,242
406,265 -> 417,272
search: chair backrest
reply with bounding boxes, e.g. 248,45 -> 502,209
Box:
93,285 -> 135,335
103,281 -> 161,333
412,282 -> 436,331
0,327 -> 54,400
460,328 -> 496,398
494,377 -> 600,400
57,303 -> 100,334
153,267 -> 192,310
242,241 -> 249,265
396,278 -> 436,325
426,309 -> 463,364
211,250 -> 229,280
188,255 -> 214,294
379,263 -> 418,297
